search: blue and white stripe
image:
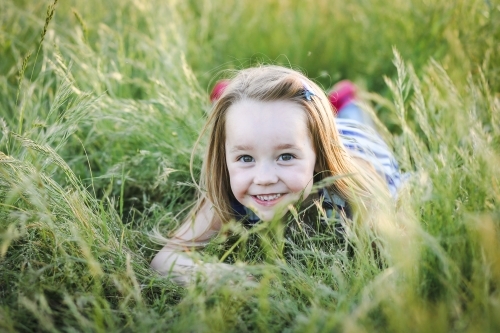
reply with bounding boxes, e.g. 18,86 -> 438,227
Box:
336,118 -> 402,197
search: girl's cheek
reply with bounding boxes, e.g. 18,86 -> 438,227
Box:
287,167 -> 314,192
228,169 -> 249,193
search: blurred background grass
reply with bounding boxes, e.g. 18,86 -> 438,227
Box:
0,0 -> 499,331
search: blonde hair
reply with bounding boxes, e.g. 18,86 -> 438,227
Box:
191,65 -> 388,227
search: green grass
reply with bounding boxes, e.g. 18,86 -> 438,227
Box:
1,0 -> 499,331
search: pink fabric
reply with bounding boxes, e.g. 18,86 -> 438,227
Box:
328,80 -> 356,114
210,80 -> 230,102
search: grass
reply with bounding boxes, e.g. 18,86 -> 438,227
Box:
1,0 -> 499,331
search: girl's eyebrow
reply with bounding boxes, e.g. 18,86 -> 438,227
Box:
229,143 -> 299,152
229,144 -> 253,152
275,143 -> 298,150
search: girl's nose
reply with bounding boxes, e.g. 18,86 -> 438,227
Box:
253,162 -> 279,186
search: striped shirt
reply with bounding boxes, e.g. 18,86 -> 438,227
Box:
336,118 -> 401,197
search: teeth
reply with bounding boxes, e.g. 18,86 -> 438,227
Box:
256,194 -> 282,201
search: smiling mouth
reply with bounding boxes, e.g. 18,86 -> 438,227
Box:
253,193 -> 283,202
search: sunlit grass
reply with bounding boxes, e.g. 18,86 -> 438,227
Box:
0,0 -> 499,331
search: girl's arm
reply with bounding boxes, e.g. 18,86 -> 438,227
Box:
150,199 -> 222,285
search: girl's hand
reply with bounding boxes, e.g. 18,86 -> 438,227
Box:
191,262 -> 257,288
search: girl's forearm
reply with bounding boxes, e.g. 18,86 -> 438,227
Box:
150,200 -> 222,286
150,244 -> 250,286
150,245 -> 201,286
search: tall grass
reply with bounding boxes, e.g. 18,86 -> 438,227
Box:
1,0 -> 499,332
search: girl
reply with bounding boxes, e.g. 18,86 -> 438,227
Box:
151,65 -> 401,285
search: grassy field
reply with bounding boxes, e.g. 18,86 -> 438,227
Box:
1,0 -> 499,331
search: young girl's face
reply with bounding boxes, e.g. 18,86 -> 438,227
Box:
225,99 -> 317,221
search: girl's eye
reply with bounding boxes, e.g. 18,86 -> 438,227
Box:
278,153 -> 294,161
238,155 -> 254,163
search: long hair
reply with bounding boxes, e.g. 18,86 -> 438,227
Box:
192,65 -> 388,229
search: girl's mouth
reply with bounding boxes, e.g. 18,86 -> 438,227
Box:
252,193 -> 284,206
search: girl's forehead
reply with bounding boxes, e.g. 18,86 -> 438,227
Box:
224,99 -> 312,145
226,98 -> 307,121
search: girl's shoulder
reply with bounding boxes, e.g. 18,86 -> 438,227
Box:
320,187 -> 347,208
288,187 -> 351,242
314,187 -> 352,222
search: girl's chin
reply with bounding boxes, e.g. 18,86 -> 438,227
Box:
253,205 -> 290,222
